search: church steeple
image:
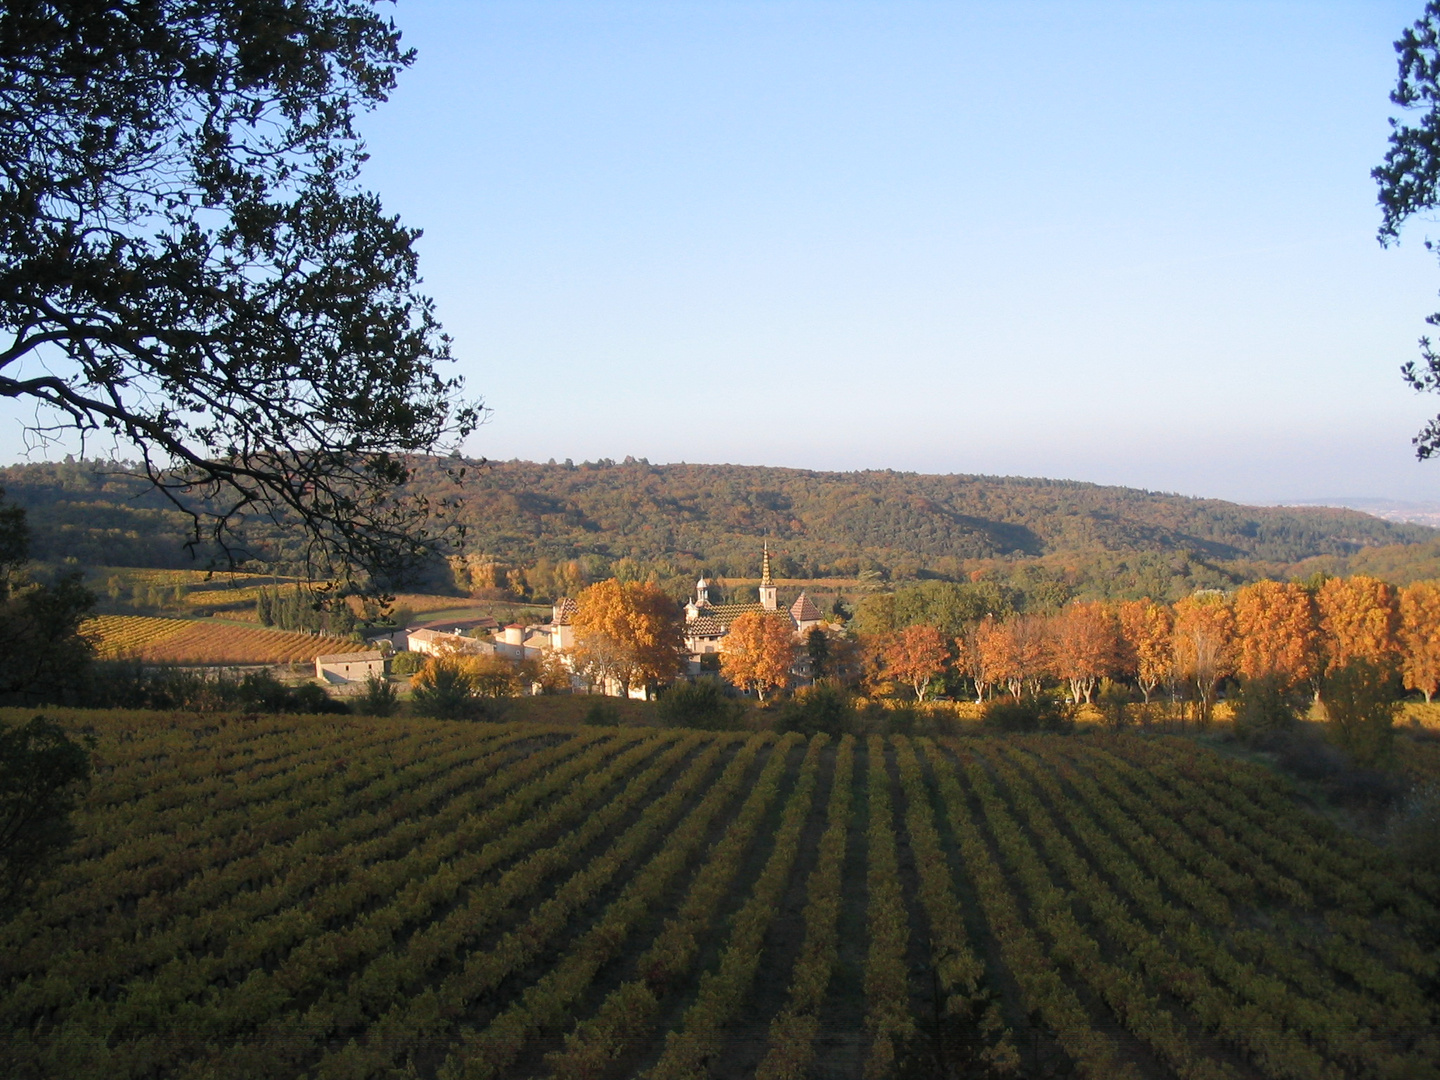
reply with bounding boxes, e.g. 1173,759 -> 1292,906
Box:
759,541 -> 777,611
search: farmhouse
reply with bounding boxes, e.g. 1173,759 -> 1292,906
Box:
315,650 -> 388,684
404,627 -> 495,658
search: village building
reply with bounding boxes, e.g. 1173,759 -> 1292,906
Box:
683,543 -> 799,656
315,650 -> 388,684
404,627 -> 495,658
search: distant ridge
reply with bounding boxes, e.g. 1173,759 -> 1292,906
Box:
1281,497 -> 1440,530
5,457 -> 1437,598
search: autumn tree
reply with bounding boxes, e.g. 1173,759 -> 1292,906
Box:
1400,581 -> 1440,702
572,580 -> 684,696
883,624 -> 949,701
955,630 -> 989,703
1172,592 -> 1234,723
1012,615 -> 1051,699
1050,601 -> 1117,705
1317,575 -> 1400,676
721,611 -> 795,701
1231,581 -> 1321,690
1117,598 -> 1173,704
975,615 -> 1047,700
974,616 -> 1019,701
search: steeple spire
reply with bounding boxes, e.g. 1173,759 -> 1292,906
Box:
759,541 -> 777,611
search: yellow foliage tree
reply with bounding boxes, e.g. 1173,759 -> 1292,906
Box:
1117,598 -> 1172,704
1231,580 -> 1320,690
1400,581 -> 1440,703
1317,575 -> 1399,675
721,611 -> 795,700
1172,592 -> 1234,722
572,579 -> 683,696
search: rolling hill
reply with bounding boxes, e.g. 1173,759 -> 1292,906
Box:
4,457 -> 1436,601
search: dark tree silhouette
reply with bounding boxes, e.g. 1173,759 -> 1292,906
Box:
0,1 -> 479,585
1376,1 -> 1440,458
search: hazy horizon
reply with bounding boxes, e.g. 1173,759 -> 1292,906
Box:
5,1 -> 1440,506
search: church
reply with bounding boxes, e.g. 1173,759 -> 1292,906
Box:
683,543 -> 824,657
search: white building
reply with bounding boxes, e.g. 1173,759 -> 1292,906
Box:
405,628 -> 495,658
315,650 -> 388,684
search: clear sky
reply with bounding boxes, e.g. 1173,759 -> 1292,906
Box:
7,0 -> 1440,506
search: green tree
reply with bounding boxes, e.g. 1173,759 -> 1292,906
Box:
0,488 -> 94,704
1376,1 -> 1440,457
0,0 -> 478,583
0,715 -> 93,915
1323,660 -> 1399,768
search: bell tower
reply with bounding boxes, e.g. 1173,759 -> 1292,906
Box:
759,542 -> 777,611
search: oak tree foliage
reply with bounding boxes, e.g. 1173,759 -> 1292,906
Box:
0,0 -> 478,585
1375,1 -> 1440,457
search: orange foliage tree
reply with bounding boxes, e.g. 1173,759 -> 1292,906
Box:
1400,581 -> 1440,703
721,611 -> 795,700
976,614 -> 1048,700
1317,575 -> 1399,675
954,630 -> 988,703
1117,599 -> 1173,704
1231,580 -> 1320,690
571,579 -> 683,695
883,624 -> 949,701
1172,592 -> 1233,721
1050,601 -> 1117,705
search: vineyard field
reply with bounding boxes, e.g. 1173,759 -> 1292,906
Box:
83,615 -> 356,664
3,713 -> 1438,1080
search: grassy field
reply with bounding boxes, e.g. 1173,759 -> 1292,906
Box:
2,710 -> 1437,1080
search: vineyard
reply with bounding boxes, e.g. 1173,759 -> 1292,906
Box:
2,713 -> 1438,1080
83,615 -> 357,664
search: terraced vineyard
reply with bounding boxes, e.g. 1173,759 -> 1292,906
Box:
83,615 -> 356,663
2,713 -> 1437,1080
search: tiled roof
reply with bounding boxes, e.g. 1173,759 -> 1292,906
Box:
791,591 -> 822,622
685,603 -> 796,637
316,650 -> 385,664
685,617 -> 727,638
553,597 -> 579,625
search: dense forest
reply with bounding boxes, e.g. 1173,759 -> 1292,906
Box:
5,456 -> 1438,604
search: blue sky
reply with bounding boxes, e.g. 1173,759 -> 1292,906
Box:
8,0 -> 1440,505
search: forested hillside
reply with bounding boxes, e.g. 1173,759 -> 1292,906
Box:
5,457 -> 1435,600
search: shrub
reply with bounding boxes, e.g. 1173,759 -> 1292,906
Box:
1095,678 -> 1132,729
411,656 -> 484,720
1324,660 -> 1399,769
1391,782 -> 1440,871
390,650 -> 423,675
582,698 -> 622,726
982,696 -> 1071,734
359,672 -> 398,717
1231,675 -> 1301,747
84,662 -> 347,714
776,682 -> 854,736
656,679 -> 743,730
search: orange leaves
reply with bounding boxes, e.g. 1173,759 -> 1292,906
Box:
881,624 -> 948,701
1317,575 -> 1399,673
721,611 -> 795,700
1050,601 -> 1118,704
1399,582 -> 1440,702
1117,599 -> 1172,703
1232,581 -> 1320,689
572,580 -> 684,693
